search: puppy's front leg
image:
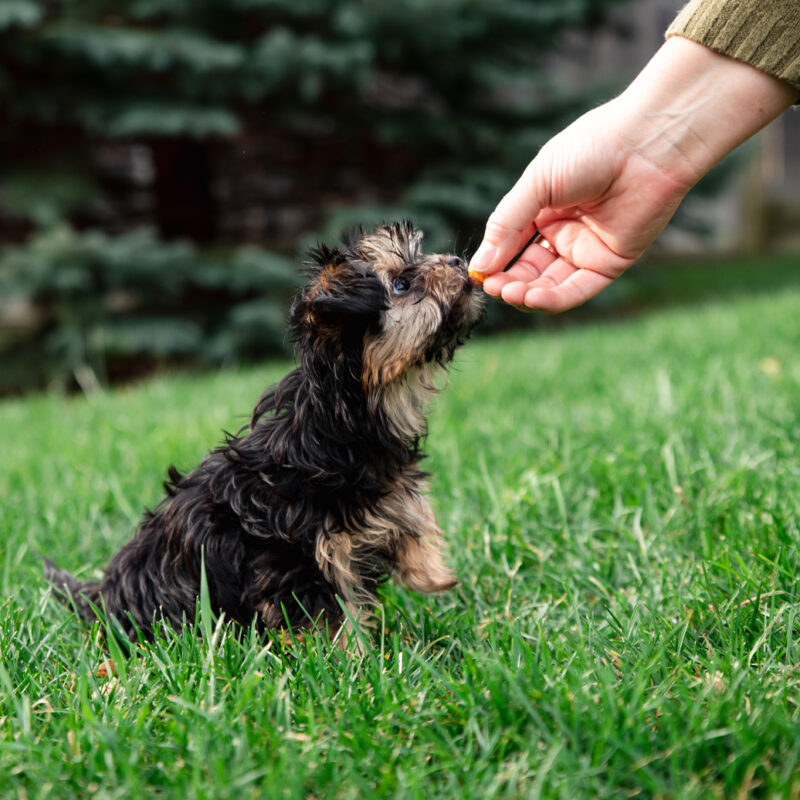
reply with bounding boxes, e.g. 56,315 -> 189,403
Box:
395,497 -> 457,594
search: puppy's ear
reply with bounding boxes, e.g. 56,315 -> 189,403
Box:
290,252 -> 387,345
308,265 -> 386,322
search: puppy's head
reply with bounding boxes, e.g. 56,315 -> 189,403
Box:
290,221 -> 483,388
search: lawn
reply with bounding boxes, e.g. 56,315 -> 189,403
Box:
2,285 -> 800,798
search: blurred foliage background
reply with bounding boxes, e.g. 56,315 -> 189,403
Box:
0,0 -> 636,393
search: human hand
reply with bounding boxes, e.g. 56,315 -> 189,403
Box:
470,37 -> 797,313
469,101 -> 692,313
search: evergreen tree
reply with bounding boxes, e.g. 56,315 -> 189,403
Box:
0,0 -> 629,392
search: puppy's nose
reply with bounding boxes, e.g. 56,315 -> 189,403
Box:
446,256 -> 465,270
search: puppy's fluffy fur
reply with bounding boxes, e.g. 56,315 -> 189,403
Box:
46,222 -> 483,643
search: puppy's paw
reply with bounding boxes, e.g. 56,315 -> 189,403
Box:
419,575 -> 459,593
396,535 -> 458,594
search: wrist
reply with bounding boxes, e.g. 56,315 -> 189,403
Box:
613,37 -> 796,189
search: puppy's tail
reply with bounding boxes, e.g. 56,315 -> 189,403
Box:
43,559 -> 100,622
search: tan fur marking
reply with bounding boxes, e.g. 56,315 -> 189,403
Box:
315,533 -> 361,602
289,474 -> 441,648
370,362 -> 442,440
392,490 -> 457,593
354,226 -> 423,266
314,478 -> 455,610
260,601 -> 283,628
362,298 -> 443,389
396,534 -> 457,593
305,264 -> 338,300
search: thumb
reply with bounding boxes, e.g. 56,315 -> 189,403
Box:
469,163 -> 545,278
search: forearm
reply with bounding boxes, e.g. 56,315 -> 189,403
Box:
469,33 -> 797,312
613,36 -> 797,190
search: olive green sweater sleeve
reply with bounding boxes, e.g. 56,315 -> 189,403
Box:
666,0 -> 800,96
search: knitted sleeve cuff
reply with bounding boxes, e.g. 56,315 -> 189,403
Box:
666,0 -> 800,97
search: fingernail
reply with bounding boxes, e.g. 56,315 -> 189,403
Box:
469,242 -> 497,273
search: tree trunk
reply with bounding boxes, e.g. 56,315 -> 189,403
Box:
150,138 -> 216,242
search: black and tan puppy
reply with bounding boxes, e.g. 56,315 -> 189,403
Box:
46,221 -> 483,645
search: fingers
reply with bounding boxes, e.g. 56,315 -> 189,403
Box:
484,244 -> 615,313
521,268 -> 615,313
469,166 -> 543,278
482,242 -> 558,298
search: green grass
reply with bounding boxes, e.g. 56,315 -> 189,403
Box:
2,286 -> 800,799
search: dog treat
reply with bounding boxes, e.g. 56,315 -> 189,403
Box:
468,269 -> 486,285
46,222 -> 484,647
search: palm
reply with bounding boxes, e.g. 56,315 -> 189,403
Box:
481,108 -> 692,312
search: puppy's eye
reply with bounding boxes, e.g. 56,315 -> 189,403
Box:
392,275 -> 412,295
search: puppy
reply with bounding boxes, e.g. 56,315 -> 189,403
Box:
46,221 -> 483,645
